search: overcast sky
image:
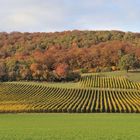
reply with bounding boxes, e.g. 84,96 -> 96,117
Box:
0,0 -> 140,32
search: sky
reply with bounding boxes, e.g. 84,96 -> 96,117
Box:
0,0 -> 140,32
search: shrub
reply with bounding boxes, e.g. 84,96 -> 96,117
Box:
101,67 -> 112,72
80,68 -> 88,73
47,72 -> 57,82
66,71 -> 81,82
95,67 -> 101,73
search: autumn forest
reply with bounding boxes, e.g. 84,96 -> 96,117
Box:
0,30 -> 140,82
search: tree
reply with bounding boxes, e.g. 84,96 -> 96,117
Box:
55,63 -> 69,79
118,54 -> 138,71
20,67 -> 32,80
6,59 -> 20,81
30,63 -> 42,80
0,62 -> 6,81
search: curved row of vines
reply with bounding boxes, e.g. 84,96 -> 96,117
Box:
0,82 -> 140,113
79,75 -> 140,89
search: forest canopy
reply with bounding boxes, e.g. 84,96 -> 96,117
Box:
0,30 -> 140,81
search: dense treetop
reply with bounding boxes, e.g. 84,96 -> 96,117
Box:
0,30 -> 140,51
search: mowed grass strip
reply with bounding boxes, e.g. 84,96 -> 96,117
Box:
0,113 -> 140,140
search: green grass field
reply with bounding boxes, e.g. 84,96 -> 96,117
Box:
0,113 -> 140,140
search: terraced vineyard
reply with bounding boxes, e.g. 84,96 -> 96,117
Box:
0,75 -> 140,113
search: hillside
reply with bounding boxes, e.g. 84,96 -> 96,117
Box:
0,30 -> 140,82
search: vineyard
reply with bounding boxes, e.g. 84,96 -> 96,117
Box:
79,75 -> 140,89
0,75 -> 140,113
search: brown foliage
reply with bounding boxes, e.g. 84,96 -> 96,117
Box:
55,63 -> 69,77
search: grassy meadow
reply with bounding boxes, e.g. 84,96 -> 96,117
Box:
0,113 -> 140,140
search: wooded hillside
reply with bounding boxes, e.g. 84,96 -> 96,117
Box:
0,30 -> 140,81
